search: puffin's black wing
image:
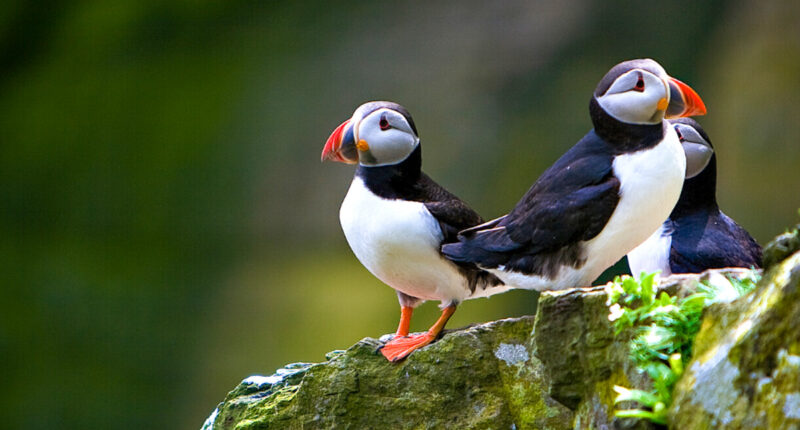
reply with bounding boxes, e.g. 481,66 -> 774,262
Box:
669,211 -> 762,273
442,131 -> 621,277
416,173 -> 485,245
409,173 -> 504,292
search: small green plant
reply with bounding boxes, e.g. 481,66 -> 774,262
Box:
605,271 -> 759,425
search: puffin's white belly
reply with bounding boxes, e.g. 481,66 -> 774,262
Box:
627,222 -> 673,278
488,265 -> 587,291
580,125 -> 685,282
339,177 -> 470,302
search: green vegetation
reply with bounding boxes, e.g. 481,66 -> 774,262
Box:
605,271 -> 760,425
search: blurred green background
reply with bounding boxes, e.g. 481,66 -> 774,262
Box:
2,1 -> 799,428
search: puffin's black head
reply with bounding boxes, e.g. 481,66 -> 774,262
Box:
671,118 -> 718,212
322,101 -> 420,167
592,58 -> 707,127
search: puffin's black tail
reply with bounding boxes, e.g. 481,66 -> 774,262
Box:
442,214 -> 519,269
441,242 -> 472,263
441,239 -> 508,269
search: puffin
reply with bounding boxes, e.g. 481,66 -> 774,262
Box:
627,118 -> 762,276
321,101 -> 508,362
442,59 -> 706,291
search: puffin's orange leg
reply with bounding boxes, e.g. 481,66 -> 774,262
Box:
395,306 -> 413,337
380,305 -> 456,362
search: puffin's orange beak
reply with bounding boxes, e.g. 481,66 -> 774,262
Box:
665,77 -> 707,119
321,119 -> 358,164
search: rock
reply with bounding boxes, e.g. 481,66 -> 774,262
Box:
762,221 -> 800,270
669,249 -> 800,429
206,316 -> 574,429
533,272 -> 737,430
202,262 -> 800,429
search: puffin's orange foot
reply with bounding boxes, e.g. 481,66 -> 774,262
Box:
380,332 -> 435,362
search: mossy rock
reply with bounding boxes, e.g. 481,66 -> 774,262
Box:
202,273 -> 716,430
669,251 -> 800,429
533,274 -> 714,430
205,316 -> 573,429
762,222 -> 800,269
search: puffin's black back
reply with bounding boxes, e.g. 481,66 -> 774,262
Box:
668,212 -> 762,273
666,118 -> 762,272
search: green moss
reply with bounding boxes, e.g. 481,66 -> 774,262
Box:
499,352 -> 573,429
209,316 -> 578,429
762,220 -> 800,269
205,261 -> 800,430
669,252 -> 800,428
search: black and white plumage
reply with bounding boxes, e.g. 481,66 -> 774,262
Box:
442,59 -> 707,291
339,148 -> 507,303
627,118 -> 762,276
322,101 -> 506,361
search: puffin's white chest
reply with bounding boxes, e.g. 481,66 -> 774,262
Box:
339,177 -> 468,302
627,222 -> 673,278
581,126 -> 685,281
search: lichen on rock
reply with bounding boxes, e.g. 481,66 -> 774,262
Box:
204,278 -> 699,429
205,316 -> 574,429
202,248 -> 800,430
494,343 -> 529,366
669,250 -> 800,429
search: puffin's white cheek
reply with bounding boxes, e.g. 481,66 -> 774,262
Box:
600,92 -> 662,124
373,139 -> 413,163
366,133 -> 417,165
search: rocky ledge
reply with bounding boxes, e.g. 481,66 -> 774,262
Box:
203,225 -> 800,429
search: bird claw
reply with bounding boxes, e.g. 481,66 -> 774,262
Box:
379,332 -> 435,362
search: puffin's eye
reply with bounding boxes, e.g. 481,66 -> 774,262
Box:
379,115 -> 390,131
676,128 -> 685,142
633,74 -> 645,92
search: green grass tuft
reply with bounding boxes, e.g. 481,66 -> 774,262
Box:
605,270 -> 759,425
